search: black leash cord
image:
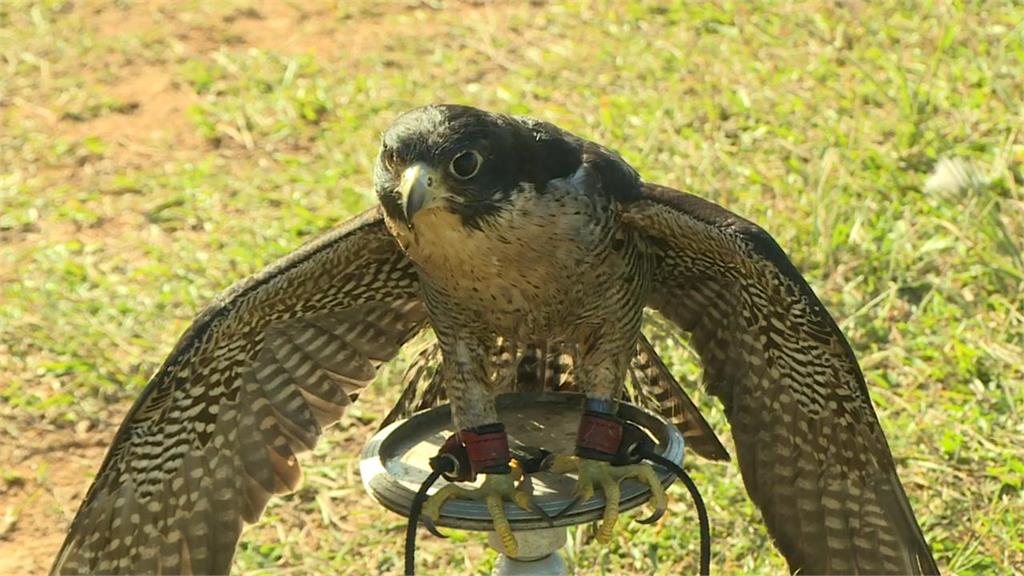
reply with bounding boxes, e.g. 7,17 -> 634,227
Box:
404,467 -> 446,576
639,449 -> 712,576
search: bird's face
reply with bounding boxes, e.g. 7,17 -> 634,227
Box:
374,105 -> 583,242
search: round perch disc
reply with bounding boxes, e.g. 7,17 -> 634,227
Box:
360,392 -> 685,531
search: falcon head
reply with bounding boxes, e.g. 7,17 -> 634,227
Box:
374,104 -> 584,237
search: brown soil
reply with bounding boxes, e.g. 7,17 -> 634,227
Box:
0,423 -> 118,574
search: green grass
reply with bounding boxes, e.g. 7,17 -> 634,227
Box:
1,0 -> 1022,574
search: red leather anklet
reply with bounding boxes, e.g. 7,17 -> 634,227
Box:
432,424 -> 511,481
459,425 -> 511,478
576,411 -> 624,460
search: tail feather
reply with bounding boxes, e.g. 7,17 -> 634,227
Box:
515,343 -> 547,394
380,342 -> 445,429
547,347 -> 575,391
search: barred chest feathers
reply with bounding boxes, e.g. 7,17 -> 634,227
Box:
402,176 -> 622,338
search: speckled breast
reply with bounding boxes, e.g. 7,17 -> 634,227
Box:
407,183 -> 617,338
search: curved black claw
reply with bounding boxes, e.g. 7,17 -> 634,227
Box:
635,505 -> 666,525
552,494 -> 583,520
422,514 -> 448,539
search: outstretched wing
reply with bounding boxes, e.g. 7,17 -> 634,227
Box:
622,183 -> 938,575
53,207 -> 428,575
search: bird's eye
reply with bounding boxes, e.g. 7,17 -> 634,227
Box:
449,150 -> 483,180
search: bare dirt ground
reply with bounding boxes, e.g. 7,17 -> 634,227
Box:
1,426 -> 111,574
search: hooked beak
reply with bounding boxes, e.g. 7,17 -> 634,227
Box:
399,163 -> 443,222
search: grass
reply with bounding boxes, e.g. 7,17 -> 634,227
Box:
1,0 -> 1022,574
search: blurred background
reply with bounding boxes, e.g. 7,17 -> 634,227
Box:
1,1 -> 1022,574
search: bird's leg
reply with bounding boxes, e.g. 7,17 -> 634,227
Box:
553,336 -> 668,542
419,336 -> 542,557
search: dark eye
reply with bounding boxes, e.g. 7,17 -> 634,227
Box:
449,150 -> 483,179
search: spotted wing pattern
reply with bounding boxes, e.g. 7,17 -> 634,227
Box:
621,183 -> 938,575
53,207 -> 428,575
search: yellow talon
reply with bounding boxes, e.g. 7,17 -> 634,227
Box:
550,455 -> 668,542
421,462 -> 534,557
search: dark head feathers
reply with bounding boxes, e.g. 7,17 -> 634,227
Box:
375,104 -> 641,226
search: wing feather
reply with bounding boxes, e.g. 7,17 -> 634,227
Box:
53,207 -> 427,575
632,332 -> 730,461
622,183 -> 938,575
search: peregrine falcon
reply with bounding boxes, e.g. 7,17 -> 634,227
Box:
52,104 -> 939,575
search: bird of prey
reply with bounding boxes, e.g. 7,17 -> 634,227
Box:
52,104 -> 939,575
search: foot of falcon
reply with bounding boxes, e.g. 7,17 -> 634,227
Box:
549,455 -> 668,543
422,460 -> 544,557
